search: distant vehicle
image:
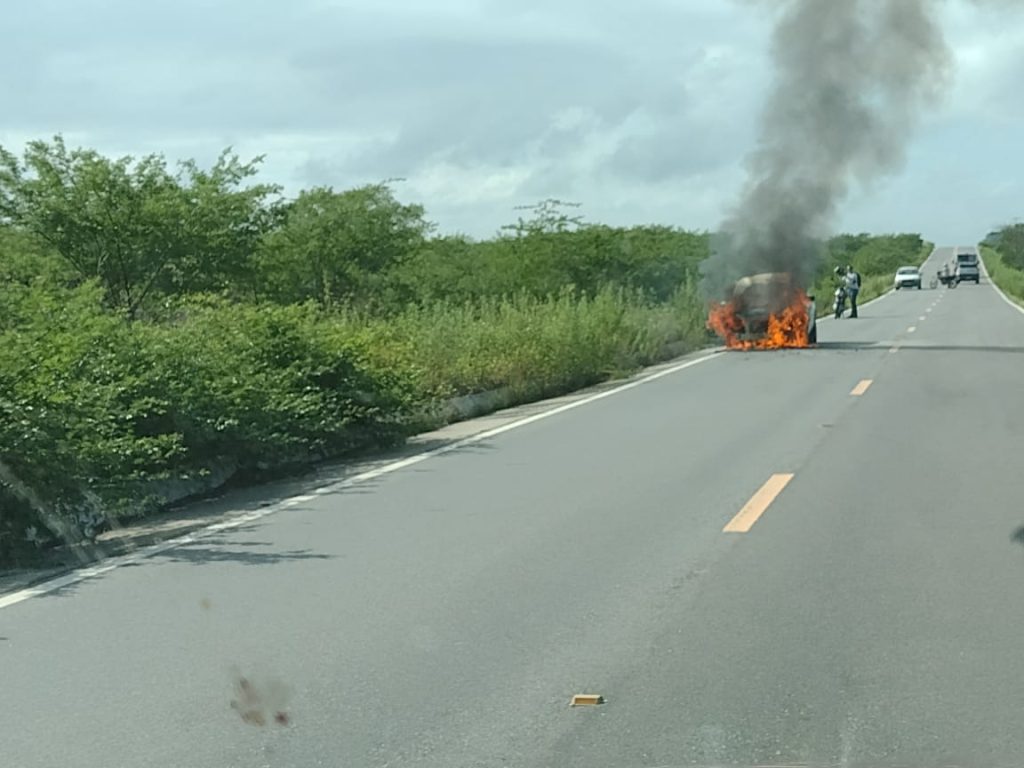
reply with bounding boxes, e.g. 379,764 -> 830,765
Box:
894,265 -> 922,290
955,253 -> 980,284
833,284 -> 847,319
937,263 -> 957,287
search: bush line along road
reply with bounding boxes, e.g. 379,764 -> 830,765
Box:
4,243 -> 1024,767
0,140 -> 932,562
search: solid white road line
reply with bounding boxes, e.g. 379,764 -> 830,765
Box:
0,351 -> 725,610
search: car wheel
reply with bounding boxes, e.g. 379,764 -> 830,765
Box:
895,285 -> 900,290
917,282 -> 922,289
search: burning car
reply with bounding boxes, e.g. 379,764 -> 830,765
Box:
707,272 -> 817,349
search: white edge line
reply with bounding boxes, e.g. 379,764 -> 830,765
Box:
0,350 -> 725,610
978,248 -> 1024,316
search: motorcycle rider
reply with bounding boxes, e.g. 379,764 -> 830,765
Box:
845,264 -> 861,318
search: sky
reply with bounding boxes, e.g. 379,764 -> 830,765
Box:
2,0 -> 1022,245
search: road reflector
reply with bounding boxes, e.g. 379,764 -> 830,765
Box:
570,694 -> 604,707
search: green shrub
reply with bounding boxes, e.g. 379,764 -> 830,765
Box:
0,289 -> 421,533
143,298 -> 419,465
341,282 -> 707,402
0,134 -> 942,562
981,247 -> 1024,304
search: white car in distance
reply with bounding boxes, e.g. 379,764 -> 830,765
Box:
894,265 -> 922,290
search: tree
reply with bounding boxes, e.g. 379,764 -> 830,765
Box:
493,202 -> 706,301
159,152 -> 283,299
256,183 -> 432,308
0,136 -> 280,317
995,223 -> 1024,271
0,224 -> 75,288
493,199 -> 588,296
500,199 -> 585,237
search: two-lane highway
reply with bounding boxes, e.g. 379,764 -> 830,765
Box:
3,246 -> 1024,767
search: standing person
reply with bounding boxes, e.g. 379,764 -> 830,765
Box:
845,264 -> 861,318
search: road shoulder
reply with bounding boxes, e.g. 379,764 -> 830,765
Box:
0,345 -> 724,597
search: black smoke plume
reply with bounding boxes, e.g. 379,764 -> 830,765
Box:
700,0 -> 953,299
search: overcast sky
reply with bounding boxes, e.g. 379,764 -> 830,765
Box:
2,0 -> 1022,244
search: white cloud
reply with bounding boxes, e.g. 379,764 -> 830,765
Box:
1,0 -> 1022,244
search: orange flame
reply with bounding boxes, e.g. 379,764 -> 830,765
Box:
707,290 -> 812,350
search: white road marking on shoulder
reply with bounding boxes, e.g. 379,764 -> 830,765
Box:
0,351 -> 725,610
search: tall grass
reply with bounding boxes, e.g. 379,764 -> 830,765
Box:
1,228 -> 930,562
334,281 -> 710,401
980,246 -> 1024,305
858,273 -> 896,303
0,281 -> 712,561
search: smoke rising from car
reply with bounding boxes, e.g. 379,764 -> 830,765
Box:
700,0 -> 952,300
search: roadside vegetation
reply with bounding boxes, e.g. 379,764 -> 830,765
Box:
981,226 -> 1024,304
811,234 -> 933,308
0,137 -> 928,564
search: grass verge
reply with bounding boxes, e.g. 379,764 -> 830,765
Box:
1,282 -> 711,566
980,246 -> 1024,305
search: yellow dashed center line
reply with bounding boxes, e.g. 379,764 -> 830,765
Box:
723,474 -> 795,533
850,379 -> 873,396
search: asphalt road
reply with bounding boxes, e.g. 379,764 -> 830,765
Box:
3,246 -> 1024,768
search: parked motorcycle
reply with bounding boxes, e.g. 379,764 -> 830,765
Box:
833,285 -> 848,319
